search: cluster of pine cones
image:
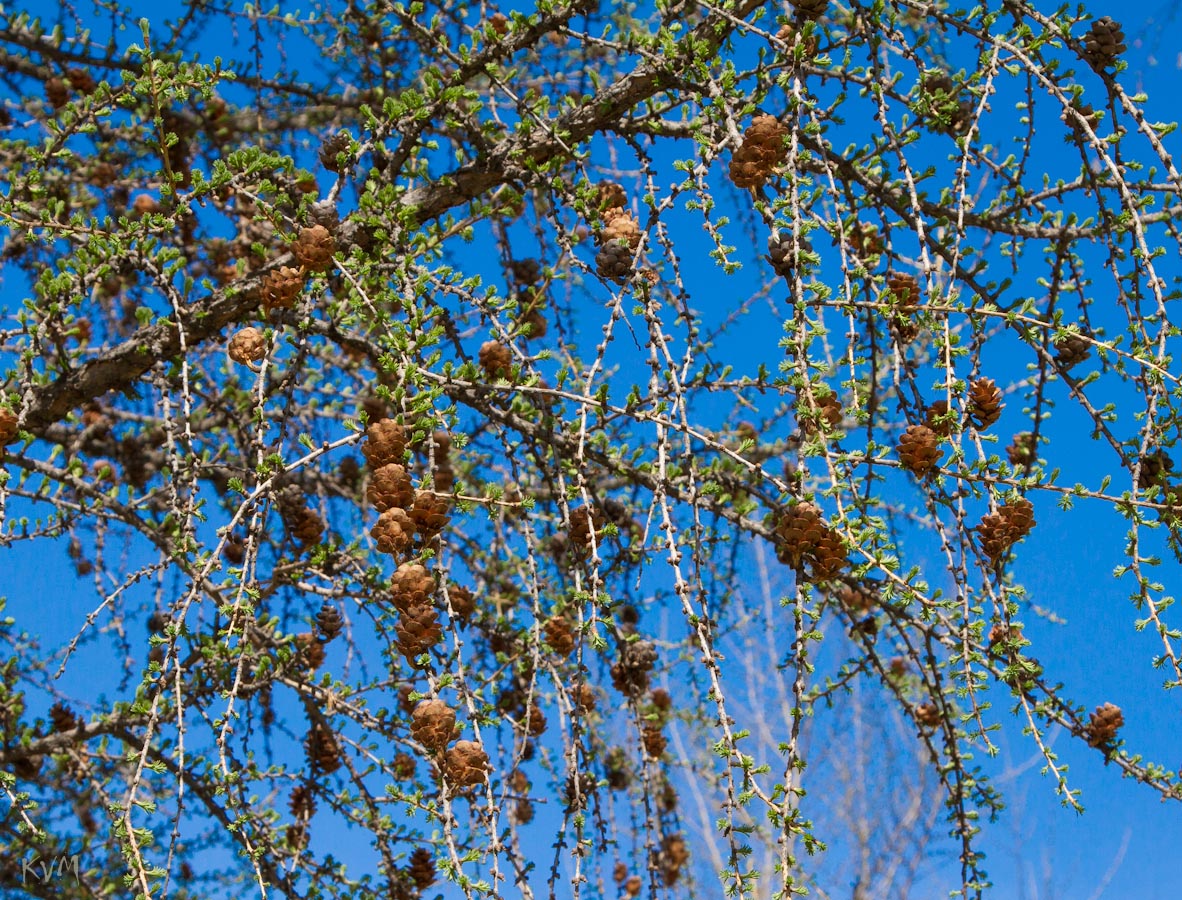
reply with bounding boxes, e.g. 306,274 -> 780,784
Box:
591,182 -> 642,281
977,497 -> 1035,564
365,419 -> 452,557
773,501 -> 847,581
410,698 -> 490,787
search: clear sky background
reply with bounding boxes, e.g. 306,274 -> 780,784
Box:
3,2 -> 1181,899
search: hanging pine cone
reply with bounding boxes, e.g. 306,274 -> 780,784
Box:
544,615 -> 576,655
767,232 -> 813,279
316,603 -> 343,642
393,751 -> 416,781
228,327 -> 266,364
409,489 -> 450,539
914,702 -> 942,728
564,771 -> 597,809
48,701 -> 79,733
66,67 -> 97,94
292,224 -> 336,272
886,273 -> 921,315
571,683 -> 597,713
396,602 -> 442,662
657,834 -> 690,886
925,399 -> 956,437
306,726 -> 343,774
642,726 -> 667,758
524,703 -> 547,737
611,638 -> 659,696
601,207 -> 641,249
289,784 -> 316,819
593,181 -> 627,214
569,506 -> 607,554
444,740 -> 490,786
284,505 -> 325,547
407,848 -> 435,889
261,265 -> 306,311
45,76 -> 69,109
514,798 -> 535,823
1084,702 -> 1124,748
1082,17 -> 1126,71
845,221 -> 883,257
0,407 -> 19,445
444,584 -> 475,620
897,424 -> 941,476
391,563 -> 434,613
1006,432 -> 1037,467
967,377 -> 1003,429
729,114 -> 789,188
319,130 -> 351,172
367,463 -> 414,512
797,391 -> 842,435
1137,450 -> 1174,490
791,0 -> 828,21
371,507 -> 414,555
835,582 -> 875,614
605,747 -> 630,789
773,501 -> 828,569
977,497 -> 1035,563
596,239 -> 634,281
363,419 -> 407,469
296,632 -> 326,670
478,340 -> 513,380
410,699 -> 455,752
1053,332 -> 1091,371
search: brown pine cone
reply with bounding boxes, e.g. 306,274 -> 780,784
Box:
443,584 -> 475,620
319,130 -> 351,172
409,489 -> 450,539
571,683 -> 597,713
605,748 -> 630,789
261,265 -> 305,311
1084,702 -> 1124,748
289,784 -> 316,819
393,751 -> 416,781
1053,332 -> 1091,371
296,632 -> 326,670
367,463 -> 414,512
1137,450 -> 1174,490
845,221 -> 883,257
444,740 -> 490,786
391,563 -> 434,612
1082,17 -> 1126,70
396,601 -> 443,661
45,76 -> 69,109
316,603 -> 343,642
517,303 -> 548,340
767,232 -> 813,279
925,399 -> 957,436
371,507 -> 414,555
286,506 -> 325,547
48,702 -> 79,733
773,501 -> 828,569
792,0 -> 829,21
611,638 -> 658,696
306,726 -> 343,774
1006,432 -> 1037,467
410,699 -> 456,752
514,798 -> 535,823
363,419 -> 407,469
544,615 -> 576,655
596,239 -> 634,281
66,67 -> 97,94
624,875 -> 643,897
797,391 -> 842,435
642,726 -> 667,758
478,340 -> 513,380
1000,497 -> 1035,539
978,498 -> 1035,563
835,582 -> 875,614
524,703 -> 546,736
594,181 -> 627,214
407,848 -> 435,889
658,834 -> 690,886
569,506 -> 607,554
601,207 -> 641,249
228,327 -> 266,364
897,424 -> 941,476
0,407 -> 19,445
729,114 -> 788,188
292,224 -> 336,272
915,702 -> 942,728
809,526 -> 848,582
886,273 -> 921,315
564,771 -> 596,809
968,377 -> 1003,430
